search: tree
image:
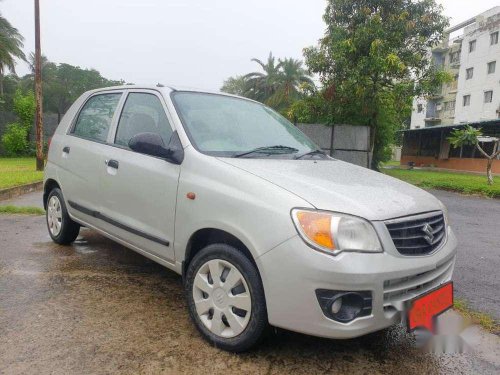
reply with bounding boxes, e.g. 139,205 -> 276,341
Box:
244,52 -> 282,103
221,53 -> 315,114
0,11 -> 26,95
12,89 -> 35,143
41,62 -> 124,121
267,58 -> 315,111
1,89 -> 35,157
303,0 -> 450,169
448,126 -> 500,185
221,75 -> 247,96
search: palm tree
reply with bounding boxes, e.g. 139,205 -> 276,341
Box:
28,52 -> 50,75
268,58 -> 315,109
0,12 -> 26,95
244,52 -> 282,102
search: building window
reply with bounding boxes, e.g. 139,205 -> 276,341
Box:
417,104 -> 423,113
444,101 -> 456,112
484,91 -> 493,103
466,67 -> 474,80
449,51 -> 460,65
469,40 -> 476,52
463,95 -> 471,106
488,61 -> 496,74
491,31 -> 499,45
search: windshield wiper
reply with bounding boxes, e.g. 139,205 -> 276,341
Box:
234,145 -> 299,158
294,149 -> 326,160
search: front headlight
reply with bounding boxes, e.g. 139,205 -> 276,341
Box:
291,209 -> 383,256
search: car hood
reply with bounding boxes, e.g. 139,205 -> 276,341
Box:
219,158 -> 442,221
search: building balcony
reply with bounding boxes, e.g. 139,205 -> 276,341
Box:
428,93 -> 444,100
432,42 -> 449,53
424,117 -> 442,125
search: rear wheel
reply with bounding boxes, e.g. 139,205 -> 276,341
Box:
46,188 -> 80,245
185,244 -> 267,352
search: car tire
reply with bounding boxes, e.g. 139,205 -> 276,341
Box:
185,243 -> 268,352
46,188 -> 80,245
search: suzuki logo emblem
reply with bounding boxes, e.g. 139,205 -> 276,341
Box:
422,223 -> 435,245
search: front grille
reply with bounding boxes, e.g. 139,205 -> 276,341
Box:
383,256 -> 454,310
385,212 -> 446,256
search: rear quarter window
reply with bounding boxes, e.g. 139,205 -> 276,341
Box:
72,93 -> 122,142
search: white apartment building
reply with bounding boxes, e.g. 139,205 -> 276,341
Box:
410,7 -> 500,129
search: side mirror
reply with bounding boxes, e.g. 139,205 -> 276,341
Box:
128,132 -> 184,165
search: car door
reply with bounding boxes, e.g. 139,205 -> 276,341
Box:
58,91 -> 124,227
98,90 -> 180,262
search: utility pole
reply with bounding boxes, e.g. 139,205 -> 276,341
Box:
34,0 -> 44,171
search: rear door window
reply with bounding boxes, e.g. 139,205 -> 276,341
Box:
72,93 -> 122,142
114,93 -> 173,148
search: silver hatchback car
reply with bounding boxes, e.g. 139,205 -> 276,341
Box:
44,85 -> 457,352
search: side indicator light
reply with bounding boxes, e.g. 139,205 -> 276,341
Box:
187,192 -> 196,200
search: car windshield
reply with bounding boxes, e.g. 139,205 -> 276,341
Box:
171,92 -> 319,158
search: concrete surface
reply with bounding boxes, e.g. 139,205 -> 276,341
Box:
1,189 -> 44,209
297,123 -> 370,167
428,189 -> 500,320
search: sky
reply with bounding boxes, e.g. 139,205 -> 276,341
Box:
1,0 -> 500,91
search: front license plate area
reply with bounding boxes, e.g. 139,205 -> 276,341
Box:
407,281 -> 453,333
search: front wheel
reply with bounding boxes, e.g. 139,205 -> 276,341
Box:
185,244 -> 268,352
46,188 -> 80,245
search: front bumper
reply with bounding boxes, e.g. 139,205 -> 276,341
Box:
256,227 -> 457,339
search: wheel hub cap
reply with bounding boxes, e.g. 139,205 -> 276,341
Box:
47,196 -> 62,237
192,258 -> 252,338
213,288 -> 227,308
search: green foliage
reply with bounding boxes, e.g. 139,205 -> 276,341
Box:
221,75 -> 247,96
221,52 -> 315,113
42,62 -> 124,116
448,125 -> 482,148
0,11 -> 26,95
12,89 -> 35,129
303,0 -> 449,168
287,95 -> 327,123
1,123 -> 28,156
0,205 -> 45,215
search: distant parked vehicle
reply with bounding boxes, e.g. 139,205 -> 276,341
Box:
44,85 -> 457,352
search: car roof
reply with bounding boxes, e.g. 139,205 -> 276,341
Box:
86,84 -> 259,104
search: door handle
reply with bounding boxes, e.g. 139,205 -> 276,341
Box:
62,146 -> 70,153
106,159 -> 119,169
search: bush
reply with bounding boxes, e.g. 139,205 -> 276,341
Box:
1,123 -> 28,156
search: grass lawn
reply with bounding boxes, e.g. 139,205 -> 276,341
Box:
0,158 -> 44,190
381,160 -> 401,167
454,298 -> 498,334
383,168 -> 500,198
0,205 -> 45,215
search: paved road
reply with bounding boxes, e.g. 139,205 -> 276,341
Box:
1,214 -> 499,374
2,189 -> 499,320
428,190 -> 500,320
0,190 -> 499,374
